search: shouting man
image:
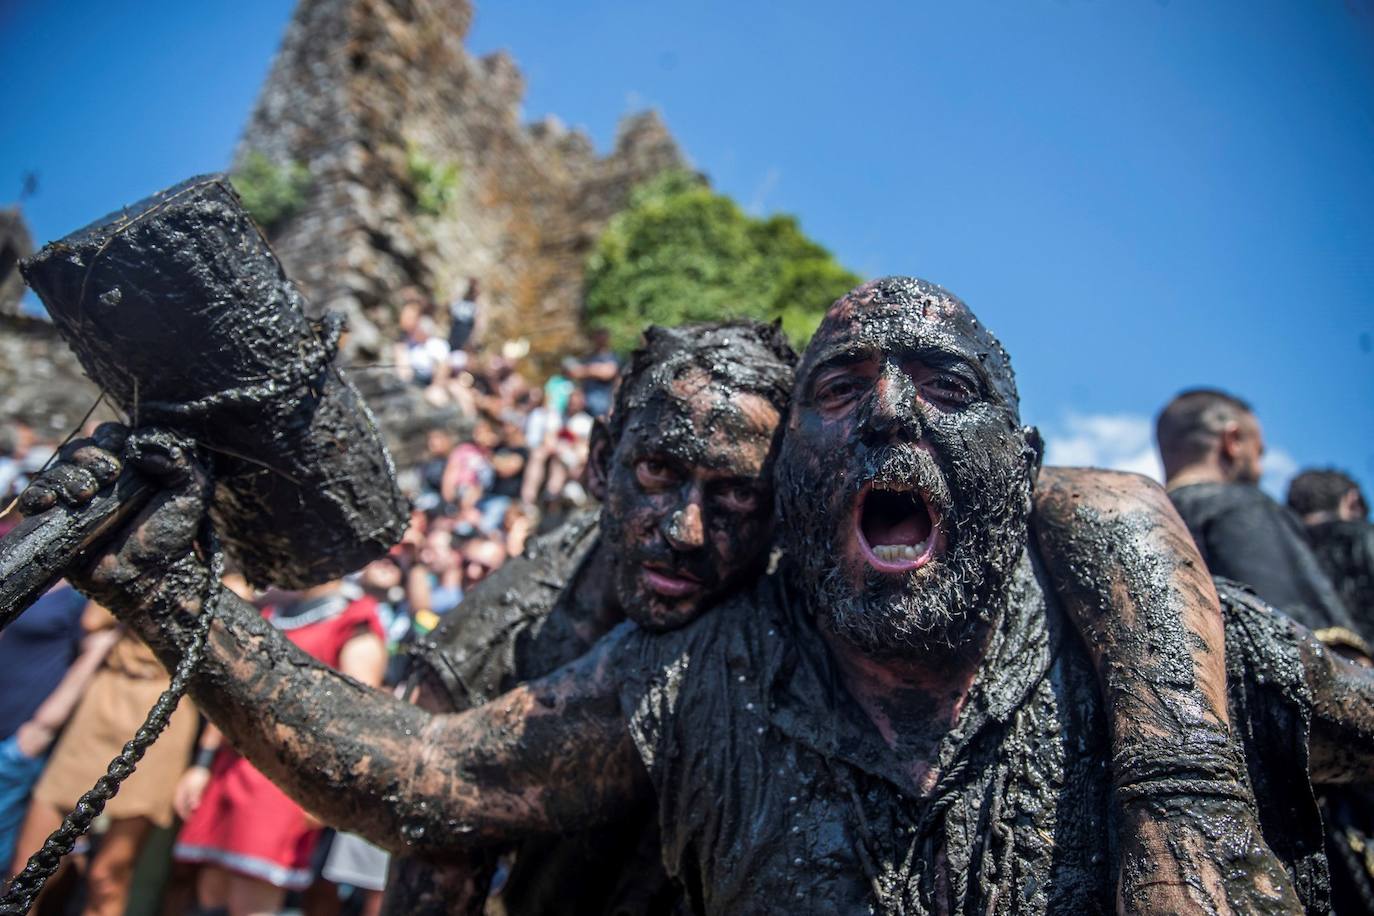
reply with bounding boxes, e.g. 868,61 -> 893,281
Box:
23,279 -> 1374,914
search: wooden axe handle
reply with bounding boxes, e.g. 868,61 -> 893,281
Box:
0,470 -> 156,624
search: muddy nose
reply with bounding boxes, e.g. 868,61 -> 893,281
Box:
862,362 -> 924,444
663,498 -> 706,551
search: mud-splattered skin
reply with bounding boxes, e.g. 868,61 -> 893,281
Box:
592,374 -> 781,632
27,280 -> 1374,914
776,277 -> 1035,658
1035,468 -> 1308,913
386,322 -> 794,916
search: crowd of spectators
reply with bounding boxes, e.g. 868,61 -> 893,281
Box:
0,279 -> 620,915
384,279 -> 612,658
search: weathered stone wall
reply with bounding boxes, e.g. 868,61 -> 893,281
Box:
0,314 -> 112,439
1,0 -> 681,449
236,0 -> 685,366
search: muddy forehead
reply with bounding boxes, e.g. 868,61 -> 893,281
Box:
623,373 -> 780,471
803,280 -> 1018,407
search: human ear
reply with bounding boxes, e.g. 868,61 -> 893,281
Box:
1218,422 -> 1242,464
587,419 -> 613,502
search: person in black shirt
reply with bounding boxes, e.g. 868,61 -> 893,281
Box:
1160,395 -> 1374,913
1289,469 -> 1374,638
1157,388 -> 1358,634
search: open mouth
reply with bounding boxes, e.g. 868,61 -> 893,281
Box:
641,561 -> 704,599
854,482 -> 941,574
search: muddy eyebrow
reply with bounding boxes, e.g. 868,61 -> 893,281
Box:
808,348 -> 877,380
937,358 -> 998,400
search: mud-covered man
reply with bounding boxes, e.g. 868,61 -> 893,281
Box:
390,321 -> 797,915
25,279 -> 1374,914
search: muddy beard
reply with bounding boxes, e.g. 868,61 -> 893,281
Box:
779,438 -> 1033,657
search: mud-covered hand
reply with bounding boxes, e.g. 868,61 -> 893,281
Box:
18,423 -> 214,618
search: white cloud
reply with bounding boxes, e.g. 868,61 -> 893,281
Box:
1260,447 -> 1298,501
1042,412 -> 1163,481
1041,411 -> 1298,499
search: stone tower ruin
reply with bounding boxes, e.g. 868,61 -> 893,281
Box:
236,0 -> 685,364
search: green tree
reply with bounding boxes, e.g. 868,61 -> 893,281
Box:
231,151 -> 312,232
405,142 -> 461,217
584,170 -> 860,351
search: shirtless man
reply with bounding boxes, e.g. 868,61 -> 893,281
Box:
21,278 -> 1374,913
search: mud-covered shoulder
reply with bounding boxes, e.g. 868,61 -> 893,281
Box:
1032,465 -> 1216,700
1033,466 -> 1176,529
1216,578 -> 1312,701
411,514 -> 599,707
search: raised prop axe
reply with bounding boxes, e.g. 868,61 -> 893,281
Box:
0,174 -> 409,620
0,175 -> 411,912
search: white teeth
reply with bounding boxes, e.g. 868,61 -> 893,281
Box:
872,543 -> 924,563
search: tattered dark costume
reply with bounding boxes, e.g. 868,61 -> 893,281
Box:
615,553 -> 1328,915
408,514 -> 679,916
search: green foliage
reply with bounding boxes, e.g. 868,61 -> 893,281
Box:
231,151 -> 311,231
406,143 -> 461,217
584,170 -> 860,351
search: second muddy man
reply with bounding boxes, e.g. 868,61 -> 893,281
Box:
393,320 -> 797,914
28,278 -> 1374,914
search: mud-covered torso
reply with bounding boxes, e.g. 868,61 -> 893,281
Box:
411,512 -> 678,916
614,555 -> 1327,915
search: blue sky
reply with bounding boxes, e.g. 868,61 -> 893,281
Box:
2,0 -> 1371,493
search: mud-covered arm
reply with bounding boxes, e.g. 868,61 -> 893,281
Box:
1299,633 -> 1374,784
381,650 -> 502,916
19,427 -> 648,858
1034,467 -> 1302,915
119,577 -> 647,856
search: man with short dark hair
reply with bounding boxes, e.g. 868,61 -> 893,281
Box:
1157,388 -> 1357,632
1289,469 -> 1374,642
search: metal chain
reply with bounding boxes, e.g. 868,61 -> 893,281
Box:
0,528 -> 224,915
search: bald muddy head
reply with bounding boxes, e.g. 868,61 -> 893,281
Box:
776,277 -> 1038,656
591,321 -> 796,630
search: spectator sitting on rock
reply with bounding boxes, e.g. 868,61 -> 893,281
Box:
564,328 -> 619,418
447,278 -> 481,357
393,296 -> 451,398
